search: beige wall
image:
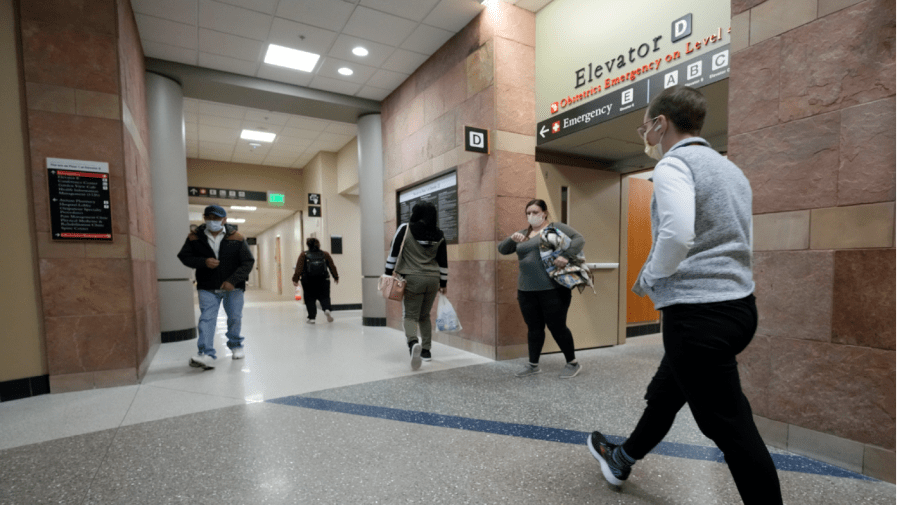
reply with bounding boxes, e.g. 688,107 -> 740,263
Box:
1,0 -> 45,382
256,213 -> 302,299
337,137 -> 359,195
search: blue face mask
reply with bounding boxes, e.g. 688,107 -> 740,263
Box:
205,220 -> 224,232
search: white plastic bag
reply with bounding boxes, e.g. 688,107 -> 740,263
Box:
435,293 -> 462,332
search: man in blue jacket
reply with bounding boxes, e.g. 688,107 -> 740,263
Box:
177,204 -> 255,369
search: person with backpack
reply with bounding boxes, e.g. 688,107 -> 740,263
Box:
292,237 -> 339,324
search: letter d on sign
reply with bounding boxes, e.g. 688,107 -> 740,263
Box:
464,126 -> 489,154
671,13 -> 692,43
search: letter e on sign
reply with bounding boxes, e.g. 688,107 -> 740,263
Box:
464,126 -> 489,154
671,14 -> 692,43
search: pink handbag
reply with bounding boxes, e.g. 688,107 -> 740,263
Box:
379,227 -> 408,301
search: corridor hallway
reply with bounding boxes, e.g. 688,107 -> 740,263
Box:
1,291 -> 893,504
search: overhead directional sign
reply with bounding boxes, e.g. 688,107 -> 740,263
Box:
537,45 -> 730,145
188,187 -> 267,201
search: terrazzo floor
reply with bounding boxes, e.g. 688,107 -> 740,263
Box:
0,290 -> 893,504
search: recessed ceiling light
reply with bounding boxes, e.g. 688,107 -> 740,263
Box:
352,46 -> 369,57
228,218 -> 246,224
230,206 -> 257,211
264,44 -> 320,72
241,129 -> 276,142
338,67 -> 354,76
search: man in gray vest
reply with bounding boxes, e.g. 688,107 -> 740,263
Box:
586,86 -> 782,504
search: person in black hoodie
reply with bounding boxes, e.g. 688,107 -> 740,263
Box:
385,201 -> 448,370
177,205 -> 255,369
292,237 -> 340,324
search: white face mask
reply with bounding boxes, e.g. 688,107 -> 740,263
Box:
644,124 -> 664,161
527,213 -> 545,227
205,220 -> 224,232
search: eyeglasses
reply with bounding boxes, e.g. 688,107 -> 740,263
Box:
636,116 -> 660,137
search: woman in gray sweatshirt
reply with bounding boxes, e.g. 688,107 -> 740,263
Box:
498,199 -> 584,379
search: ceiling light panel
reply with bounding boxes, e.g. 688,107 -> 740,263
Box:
264,44 -> 321,72
241,129 -> 276,142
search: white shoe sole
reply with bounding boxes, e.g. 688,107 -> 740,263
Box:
515,368 -> 541,378
587,435 -> 623,486
189,357 -> 215,370
410,343 -> 422,370
560,366 -> 581,379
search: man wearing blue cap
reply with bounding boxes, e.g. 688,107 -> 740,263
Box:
177,204 -> 255,369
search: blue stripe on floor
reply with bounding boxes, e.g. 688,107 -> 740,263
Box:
267,395 -> 873,481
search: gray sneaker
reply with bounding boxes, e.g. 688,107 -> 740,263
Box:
515,364 -> 541,377
559,362 -> 581,379
410,343 -> 422,371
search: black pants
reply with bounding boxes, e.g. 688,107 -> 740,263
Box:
300,277 -> 332,320
622,294 -> 782,505
517,287 -> 576,364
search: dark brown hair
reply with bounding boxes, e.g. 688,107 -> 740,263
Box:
647,85 -> 706,135
524,199 -> 548,236
306,237 -> 320,251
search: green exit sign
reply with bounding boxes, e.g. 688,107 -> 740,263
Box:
268,192 -> 285,206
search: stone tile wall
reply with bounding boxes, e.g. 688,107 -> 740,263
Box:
19,0 -> 158,391
381,4 -> 536,359
729,0 -> 895,482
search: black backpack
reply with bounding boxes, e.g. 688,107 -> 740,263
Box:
304,251 -> 328,279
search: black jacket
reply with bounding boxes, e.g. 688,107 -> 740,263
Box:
177,224 -> 255,291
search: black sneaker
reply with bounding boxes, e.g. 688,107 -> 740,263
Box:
587,431 -> 630,486
420,349 -> 431,361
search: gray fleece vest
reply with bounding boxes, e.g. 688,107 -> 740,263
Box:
641,138 -> 755,309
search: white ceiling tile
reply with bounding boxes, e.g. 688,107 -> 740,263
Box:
309,75 -> 362,96
131,0 -> 198,25
514,0 -> 553,12
198,101 -> 246,119
423,0 -> 483,32
285,116 -> 328,130
198,114 -> 242,128
199,124 -> 241,143
355,85 -> 391,101
316,56 -> 377,84
183,99 -> 199,113
199,140 -> 235,152
381,48 -> 429,74
243,110 -> 291,127
198,0 -> 272,41
317,132 -> 354,144
268,144 -> 304,156
324,122 -> 357,135
235,142 -> 271,155
328,34 -> 394,68
142,40 -> 198,65
256,65 -> 315,87
199,28 -> 264,61
135,14 -> 198,49
343,6 -> 417,46
276,0 -> 355,32
366,68 -> 409,90
280,128 -> 322,140
215,0 -> 278,15
400,24 -> 453,55
187,145 -> 199,157
360,0 -> 440,23
263,157 -> 296,167
199,52 -> 259,76
276,135 -> 316,148
204,151 -> 234,162
268,18 -> 338,57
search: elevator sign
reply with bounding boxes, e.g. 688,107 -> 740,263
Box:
46,158 -> 113,241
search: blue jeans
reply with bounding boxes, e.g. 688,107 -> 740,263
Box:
197,289 -> 245,359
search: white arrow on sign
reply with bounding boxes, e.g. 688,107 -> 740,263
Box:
189,188 -> 198,195
540,125 -> 549,138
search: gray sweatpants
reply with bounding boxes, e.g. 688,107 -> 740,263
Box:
402,274 -> 440,349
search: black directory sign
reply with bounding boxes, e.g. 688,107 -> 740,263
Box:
537,45 -> 730,145
46,158 -> 113,241
397,171 -> 458,244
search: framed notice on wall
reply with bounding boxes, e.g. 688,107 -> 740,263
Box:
396,170 -> 458,244
46,158 -> 113,241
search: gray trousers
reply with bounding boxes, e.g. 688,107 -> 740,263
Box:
402,274 -> 440,349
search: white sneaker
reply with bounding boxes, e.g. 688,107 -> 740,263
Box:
325,310 -> 334,323
410,343 -> 422,371
306,318 -> 315,324
189,353 -> 215,369
231,348 -> 245,360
